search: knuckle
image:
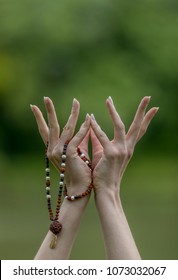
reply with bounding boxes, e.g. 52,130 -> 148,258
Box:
132,120 -> 137,127
47,150 -> 52,160
105,147 -> 118,159
140,126 -> 146,135
97,132 -> 105,139
63,124 -> 71,131
116,148 -> 127,159
127,148 -> 133,160
39,127 -> 46,135
116,146 -> 127,159
66,144 -> 73,154
106,150 -> 115,159
120,147 -> 127,157
50,124 -> 59,131
52,150 -> 58,160
115,121 -> 125,131
120,122 -> 125,131
47,148 -> 60,161
76,131 -> 83,139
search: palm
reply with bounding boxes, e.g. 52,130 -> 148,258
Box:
65,149 -> 91,187
92,149 -> 103,169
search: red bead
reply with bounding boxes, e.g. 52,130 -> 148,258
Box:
60,167 -> 65,173
46,181 -> 50,186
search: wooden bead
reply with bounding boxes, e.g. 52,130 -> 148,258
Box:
60,167 -> 65,173
46,181 -> 50,186
50,221 -> 62,235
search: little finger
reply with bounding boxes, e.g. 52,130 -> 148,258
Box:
126,96 -> 151,143
136,107 -> 159,143
30,105 -> 49,144
44,97 -> 60,149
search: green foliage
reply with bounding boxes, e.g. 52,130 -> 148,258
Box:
0,0 -> 178,260
0,0 -> 178,155
0,155 -> 178,259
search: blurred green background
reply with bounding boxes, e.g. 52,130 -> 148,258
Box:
0,0 -> 178,259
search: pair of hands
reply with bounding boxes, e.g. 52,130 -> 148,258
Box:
31,96 -> 158,197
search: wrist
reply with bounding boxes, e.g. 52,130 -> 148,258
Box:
94,184 -> 123,212
58,189 -> 91,225
63,182 -> 93,207
65,179 -> 93,196
61,194 -> 90,212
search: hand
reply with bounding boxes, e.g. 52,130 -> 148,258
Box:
90,96 -> 159,193
31,97 -> 92,194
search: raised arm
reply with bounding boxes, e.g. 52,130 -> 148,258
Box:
31,97 -> 92,259
90,96 -> 158,260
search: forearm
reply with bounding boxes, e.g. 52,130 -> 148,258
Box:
95,186 -> 141,260
34,193 -> 90,260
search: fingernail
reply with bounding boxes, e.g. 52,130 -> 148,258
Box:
155,107 -> 159,111
86,113 -> 90,120
30,104 -> 34,111
44,96 -> 49,103
91,113 -> 95,120
73,98 -> 77,104
108,96 -> 113,104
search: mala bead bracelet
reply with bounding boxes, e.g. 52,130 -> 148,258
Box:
77,148 -> 92,169
63,183 -> 93,201
45,141 -> 93,249
45,141 -> 69,248
64,147 -> 93,200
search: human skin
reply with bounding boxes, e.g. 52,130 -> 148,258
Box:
31,97 -> 92,259
31,96 -> 158,259
90,96 -> 159,259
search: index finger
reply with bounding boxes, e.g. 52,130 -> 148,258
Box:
60,98 -> 80,145
68,114 -> 91,150
126,96 -> 151,143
